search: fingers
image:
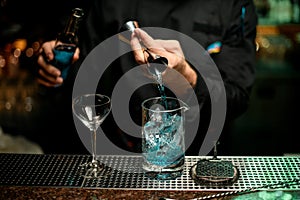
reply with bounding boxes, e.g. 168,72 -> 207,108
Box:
37,40 -> 80,87
130,29 -> 197,88
130,30 -> 145,64
37,49 -> 61,78
37,61 -> 63,86
134,28 -> 165,54
133,28 -> 156,50
37,41 -> 63,87
73,48 -> 80,63
156,39 -> 184,57
132,29 -> 184,62
37,75 -> 63,87
39,41 -> 55,62
131,28 -> 167,65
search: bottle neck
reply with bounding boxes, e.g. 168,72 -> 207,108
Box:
63,17 -> 80,36
58,8 -> 84,45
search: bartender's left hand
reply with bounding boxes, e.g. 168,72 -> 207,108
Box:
131,28 -> 197,88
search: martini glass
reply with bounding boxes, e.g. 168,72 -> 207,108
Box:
72,93 -> 111,178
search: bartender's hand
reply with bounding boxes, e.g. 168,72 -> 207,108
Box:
131,28 -> 197,88
37,40 -> 80,87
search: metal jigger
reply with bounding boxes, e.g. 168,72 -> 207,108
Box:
121,20 -> 140,32
119,20 -> 168,77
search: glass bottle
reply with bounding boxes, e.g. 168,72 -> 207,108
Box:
52,8 -> 84,81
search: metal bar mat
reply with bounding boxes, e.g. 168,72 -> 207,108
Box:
0,154 -> 299,191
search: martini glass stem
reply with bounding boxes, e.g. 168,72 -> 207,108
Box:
91,129 -> 97,163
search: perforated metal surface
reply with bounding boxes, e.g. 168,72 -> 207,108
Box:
0,154 -> 299,191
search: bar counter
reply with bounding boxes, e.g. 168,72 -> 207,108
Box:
0,154 -> 299,199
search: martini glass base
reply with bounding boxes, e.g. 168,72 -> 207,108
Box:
78,160 -> 112,178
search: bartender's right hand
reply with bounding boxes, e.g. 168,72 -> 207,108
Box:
37,40 -> 80,87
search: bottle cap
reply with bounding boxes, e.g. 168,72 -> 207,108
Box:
72,8 -> 84,18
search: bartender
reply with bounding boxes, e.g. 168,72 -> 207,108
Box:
36,0 -> 258,155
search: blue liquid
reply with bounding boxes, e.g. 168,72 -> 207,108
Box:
145,70 -> 185,166
154,71 -> 168,109
143,113 -> 185,167
143,63 -> 185,179
53,45 -> 76,80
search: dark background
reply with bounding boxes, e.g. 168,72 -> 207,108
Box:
0,0 -> 299,155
